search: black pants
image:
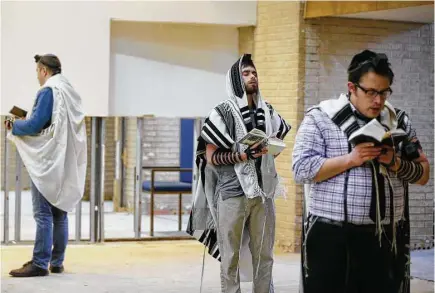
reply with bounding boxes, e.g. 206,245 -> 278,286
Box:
304,218 -> 405,293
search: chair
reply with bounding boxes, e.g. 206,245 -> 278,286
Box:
142,118 -> 194,236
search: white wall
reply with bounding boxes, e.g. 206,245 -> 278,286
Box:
109,21 -> 239,117
0,1 -> 256,116
1,1 -> 111,116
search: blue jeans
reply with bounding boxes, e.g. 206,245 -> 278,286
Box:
31,182 -> 68,270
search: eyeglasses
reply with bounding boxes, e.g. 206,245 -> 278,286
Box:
354,83 -> 392,100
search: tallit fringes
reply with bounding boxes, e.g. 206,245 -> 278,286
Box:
371,161 -> 384,247
273,175 -> 288,200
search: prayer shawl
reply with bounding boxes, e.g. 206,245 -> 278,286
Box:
299,93 -> 411,293
187,54 -> 290,281
8,74 -> 87,212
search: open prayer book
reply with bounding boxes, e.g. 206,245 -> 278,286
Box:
238,128 -> 286,156
348,119 -> 407,147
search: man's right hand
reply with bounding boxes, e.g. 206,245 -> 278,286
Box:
246,140 -> 268,159
347,143 -> 382,167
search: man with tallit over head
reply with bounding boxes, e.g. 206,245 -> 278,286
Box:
5,54 -> 87,277
187,54 -> 291,293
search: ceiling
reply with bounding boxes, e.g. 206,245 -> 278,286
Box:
340,4 -> 434,23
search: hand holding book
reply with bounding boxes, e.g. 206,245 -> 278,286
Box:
239,128 -> 286,156
244,140 -> 268,159
347,142 -> 383,168
348,119 -> 407,148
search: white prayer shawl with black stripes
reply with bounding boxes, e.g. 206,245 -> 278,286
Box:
202,55 -> 290,199
187,54 -> 290,281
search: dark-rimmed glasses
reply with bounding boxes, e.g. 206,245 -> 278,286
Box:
354,83 -> 392,100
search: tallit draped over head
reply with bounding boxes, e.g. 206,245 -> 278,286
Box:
8,74 -> 87,212
187,54 -> 291,266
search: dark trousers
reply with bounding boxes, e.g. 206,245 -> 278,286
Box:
304,218 -> 406,293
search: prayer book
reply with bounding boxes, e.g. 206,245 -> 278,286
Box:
348,119 -> 407,147
9,106 -> 28,118
238,128 -> 286,156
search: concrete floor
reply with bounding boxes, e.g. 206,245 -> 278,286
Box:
1,241 -> 434,293
1,191 -> 191,241
411,249 -> 434,282
1,191 -> 433,292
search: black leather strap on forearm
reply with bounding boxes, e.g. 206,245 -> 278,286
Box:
396,159 -> 424,184
211,149 -> 244,165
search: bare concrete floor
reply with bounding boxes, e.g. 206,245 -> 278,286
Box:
1,241 -> 433,293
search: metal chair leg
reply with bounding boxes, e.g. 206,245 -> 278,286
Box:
178,193 -> 182,231
150,192 -> 154,237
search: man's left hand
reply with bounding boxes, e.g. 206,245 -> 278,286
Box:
377,145 -> 396,167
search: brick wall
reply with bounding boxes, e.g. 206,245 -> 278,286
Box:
122,117 -> 137,210
82,117 -> 115,202
239,26 -> 255,54
302,17 -> 434,248
141,117 -> 190,215
254,1 -> 305,252
122,117 -> 187,214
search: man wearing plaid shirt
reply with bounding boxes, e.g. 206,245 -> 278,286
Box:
292,50 -> 430,293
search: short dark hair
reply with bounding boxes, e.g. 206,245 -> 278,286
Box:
34,54 -> 62,75
347,50 -> 394,85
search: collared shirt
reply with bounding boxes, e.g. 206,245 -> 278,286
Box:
12,87 -> 53,136
292,101 -> 417,225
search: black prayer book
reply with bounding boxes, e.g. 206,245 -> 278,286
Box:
348,119 -> 407,147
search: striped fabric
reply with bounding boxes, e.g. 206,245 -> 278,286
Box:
292,94 -> 418,225
202,101 -> 290,150
187,54 -> 291,264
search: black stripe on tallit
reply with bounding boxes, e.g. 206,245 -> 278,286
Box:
197,229 -> 221,262
230,61 -> 244,98
252,108 -> 266,133
215,105 -> 233,138
256,108 -> 265,115
344,121 -> 360,138
212,249 -> 220,260
203,119 -> 232,149
242,113 -> 251,120
241,106 -> 250,118
245,120 -> 254,132
332,104 -> 353,127
281,119 -> 291,139
277,116 -> 285,138
207,230 -> 221,261
200,157 -> 206,187
395,108 -> 406,130
186,209 -> 194,236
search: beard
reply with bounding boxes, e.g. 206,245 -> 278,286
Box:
245,84 -> 258,94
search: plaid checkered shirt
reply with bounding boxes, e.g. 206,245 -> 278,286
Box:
292,103 -> 418,225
